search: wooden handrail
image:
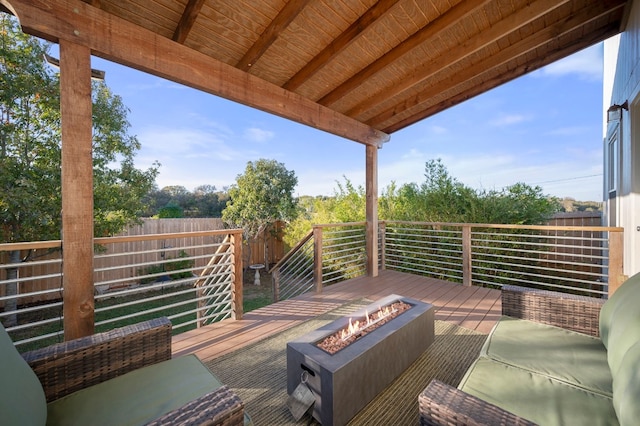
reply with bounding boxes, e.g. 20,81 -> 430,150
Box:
381,220 -> 624,233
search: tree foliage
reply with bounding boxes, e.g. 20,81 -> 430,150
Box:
285,159 -> 560,246
0,16 -> 159,242
222,159 -> 299,240
142,184 -> 229,218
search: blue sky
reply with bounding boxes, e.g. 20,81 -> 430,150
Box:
88,43 -> 605,201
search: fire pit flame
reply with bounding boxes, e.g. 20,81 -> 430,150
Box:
339,305 -> 398,341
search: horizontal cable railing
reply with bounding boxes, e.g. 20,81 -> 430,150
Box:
382,222 -> 463,282
271,223 -> 367,301
320,223 -> 367,285
469,225 -> 608,296
0,229 -> 242,351
381,221 -> 623,297
272,230 -> 315,301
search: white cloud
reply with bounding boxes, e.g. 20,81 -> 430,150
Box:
430,125 -> 448,134
244,127 -> 275,143
534,44 -> 603,81
137,126 -> 242,161
489,114 -> 530,127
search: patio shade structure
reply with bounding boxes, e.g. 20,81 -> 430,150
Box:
0,0 -> 631,339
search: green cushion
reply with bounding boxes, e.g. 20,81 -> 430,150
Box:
603,281 -> 640,377
600,271 -> 640,349
613,341 -> 640,426
46,354 -> 223,426
481,316 -> 612,396
459,357 -> 618,426
0,323 -> 47,426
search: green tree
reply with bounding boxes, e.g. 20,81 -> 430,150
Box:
158,201 -> 184,218
1,15 -> 158,242
0,16 -> 158,324
223,159 -> 298,265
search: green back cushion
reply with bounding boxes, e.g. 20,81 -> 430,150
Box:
0,324 -> 47,426
613,340 -> 640,426
600,271 -> 640,349
602,274 -> 640,377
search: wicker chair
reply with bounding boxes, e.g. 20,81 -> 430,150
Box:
420,280 -> 640,426
2,317 -> 246,426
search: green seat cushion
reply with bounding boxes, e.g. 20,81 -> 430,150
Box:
613,341 -> 640,426
47,354 -> 223,426
459,357 -> 618,426
0,324 -> 47,426
481,316 -> 612,396
600,271 -> 640,349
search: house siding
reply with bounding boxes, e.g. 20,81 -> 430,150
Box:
604,1 -> 640,277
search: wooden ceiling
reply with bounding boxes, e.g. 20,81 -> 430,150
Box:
2,0 -> 631,146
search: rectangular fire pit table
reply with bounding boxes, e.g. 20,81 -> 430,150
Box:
287,295 -> 434,426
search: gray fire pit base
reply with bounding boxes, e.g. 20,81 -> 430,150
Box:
286,294 -> 434,426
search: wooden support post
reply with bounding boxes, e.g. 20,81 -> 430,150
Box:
272,269 -> 280,302
313,226 -> 323,293
462,225 -> 472,286
379,221 -> 386,270
232,231 -> 243,320
60,40 -> 95,340
608,231 -> 625,297
366,144 -> 379,277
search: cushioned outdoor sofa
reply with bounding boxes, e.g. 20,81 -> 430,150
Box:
1,316 -> 249,426
420,271 -> 640,426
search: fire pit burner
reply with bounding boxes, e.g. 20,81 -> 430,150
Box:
316,300 -> 411,354
287,295 -> 434,426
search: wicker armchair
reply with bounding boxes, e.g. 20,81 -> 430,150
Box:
420,285 -> 609,426
3,317 -> 245,426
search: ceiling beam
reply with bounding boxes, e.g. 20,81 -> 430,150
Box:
236,0 -> 311,71
317,0 -> 492,107
381,22 -> 620,133
371,0 -> 625,130
8,0 -> 389,147
283,0 -> 400,92
173,0 -> 206,44
347,0 -> 572,120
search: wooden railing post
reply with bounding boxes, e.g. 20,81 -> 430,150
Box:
608,230 -> 625,297
462,225 -> 472,286
232,231 -> 243,320
379,221 -> 386,270
313,226 -> 323,293
272,268 -> 281,302
365,144 -> 379,277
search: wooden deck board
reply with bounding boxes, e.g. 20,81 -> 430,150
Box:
172,270 -> 501,362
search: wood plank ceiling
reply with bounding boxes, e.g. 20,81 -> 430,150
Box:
3,0 -> 631,144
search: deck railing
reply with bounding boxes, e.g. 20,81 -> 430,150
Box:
272,221 -> 624,301
1,220 -> 625,349
0,229 -> 243,351
272,222 -> 367,301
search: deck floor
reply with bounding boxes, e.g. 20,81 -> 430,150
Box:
172,270 -> 501,362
